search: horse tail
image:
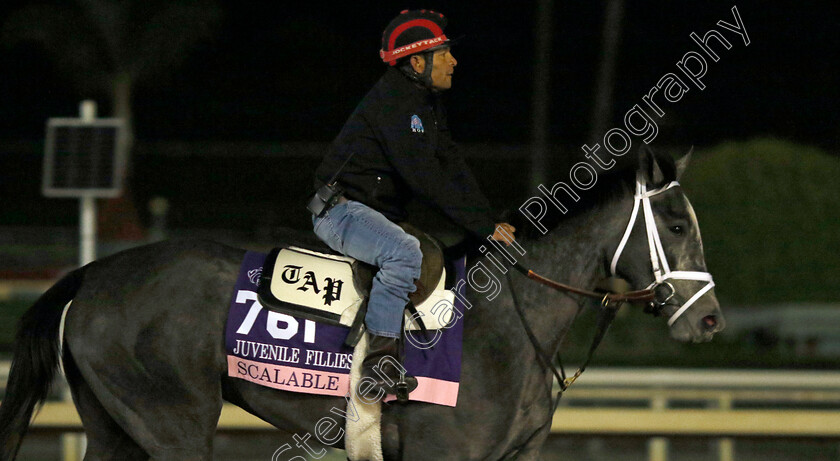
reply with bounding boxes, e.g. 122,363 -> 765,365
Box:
0,267 -> 85,461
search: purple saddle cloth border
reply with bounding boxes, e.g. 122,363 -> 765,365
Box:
224,250 -> 465,402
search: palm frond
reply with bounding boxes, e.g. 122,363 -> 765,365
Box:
126,1 -> 222,82
1,4 -> 112,93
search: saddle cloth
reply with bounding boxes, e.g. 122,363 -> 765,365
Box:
256,245 -> 456,331
224,250 -> 465,407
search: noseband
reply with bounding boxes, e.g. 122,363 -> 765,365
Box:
609,176 -> 715,327
507,175 -> 716,411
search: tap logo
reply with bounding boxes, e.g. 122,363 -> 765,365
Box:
280,265 -> 344,307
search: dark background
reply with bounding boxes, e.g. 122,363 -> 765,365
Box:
0,0 -> 838,368
1,0 -> 837,235
0,0 -> 836,147
1,8 -> 839,460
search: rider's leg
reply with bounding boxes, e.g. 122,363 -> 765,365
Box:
312,200 -> 422,394
313,200 -> 422,335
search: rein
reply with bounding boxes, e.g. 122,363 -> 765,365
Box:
505,176 -> 715,414
507,264 -> 642,413
514,264 -> 655,305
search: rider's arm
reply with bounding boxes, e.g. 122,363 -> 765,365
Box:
376,107 -> 496,238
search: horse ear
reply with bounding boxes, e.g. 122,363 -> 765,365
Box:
675,146 -> 693,181
638,145 -> 666,184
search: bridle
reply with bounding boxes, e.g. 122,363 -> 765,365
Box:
507,173 -> 716,414
609,175 -> 715,327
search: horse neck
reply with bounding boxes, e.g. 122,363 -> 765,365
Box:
505,195 -> 631,352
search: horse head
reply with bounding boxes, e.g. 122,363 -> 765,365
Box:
608,146 -> 725,343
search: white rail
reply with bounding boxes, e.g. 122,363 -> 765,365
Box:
4,367 -> 840,461
570,367 -> 840,390
3,365 -> 839,420
552,368 -> 840,461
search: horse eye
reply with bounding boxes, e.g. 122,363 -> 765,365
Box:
669,225 -> 684,235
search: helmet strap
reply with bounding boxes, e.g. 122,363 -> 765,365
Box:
399,51 -> 435,90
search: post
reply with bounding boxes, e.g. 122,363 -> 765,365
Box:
648,392 -> 669,461
62,100 -> 98,461
589,0 -> 625,142
78,100 -> 98,266
148,196 -> 170,242
716,393 -> 735,461
79,197 -> 96,265
529,0 -> 554,190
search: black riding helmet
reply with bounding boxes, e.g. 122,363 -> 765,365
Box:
379,9 -> 452,88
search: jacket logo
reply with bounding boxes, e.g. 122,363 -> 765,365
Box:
410,115 -> 424,133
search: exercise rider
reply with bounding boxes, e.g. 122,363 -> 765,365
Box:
309,9 -> 514,398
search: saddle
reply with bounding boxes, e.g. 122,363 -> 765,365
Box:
257,223 -> 452,346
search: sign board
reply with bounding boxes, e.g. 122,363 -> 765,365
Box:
42,117 -> 127,198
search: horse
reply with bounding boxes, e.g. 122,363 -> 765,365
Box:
0,147 -> 724,460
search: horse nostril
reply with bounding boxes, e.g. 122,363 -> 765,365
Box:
702,315 -> 717,330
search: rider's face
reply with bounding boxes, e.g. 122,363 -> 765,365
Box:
429,47 -> 457,91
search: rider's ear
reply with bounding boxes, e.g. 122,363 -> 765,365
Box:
675,146 -> 693,181
410,54 -> 425,73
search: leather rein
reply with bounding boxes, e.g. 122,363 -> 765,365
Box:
504,176 -> 715,415
515,264 -> 655,305
507,263 -> 653,413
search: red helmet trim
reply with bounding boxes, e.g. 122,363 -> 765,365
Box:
380,34 -> 449,65
380,18 -> 447,66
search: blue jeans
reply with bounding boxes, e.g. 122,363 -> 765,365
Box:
312,200 -> 422,338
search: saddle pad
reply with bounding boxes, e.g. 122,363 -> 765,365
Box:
225,251 -> 466,406
262,247 -> 363,326
260,246 -> 455,330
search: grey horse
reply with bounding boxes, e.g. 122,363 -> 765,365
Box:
0,148 -> 724,460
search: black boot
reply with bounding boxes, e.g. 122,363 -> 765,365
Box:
361,333 -> 417,402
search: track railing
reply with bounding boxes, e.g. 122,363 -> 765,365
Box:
4,366 -> 840,461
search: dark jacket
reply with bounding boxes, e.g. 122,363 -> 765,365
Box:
315,67 -> 496,237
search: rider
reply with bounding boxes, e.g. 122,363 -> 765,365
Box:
310,9 -> 515,397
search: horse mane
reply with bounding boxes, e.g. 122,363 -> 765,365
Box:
511,147 -> 677,240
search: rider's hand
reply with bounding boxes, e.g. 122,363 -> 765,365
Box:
491,223 -> 516,245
